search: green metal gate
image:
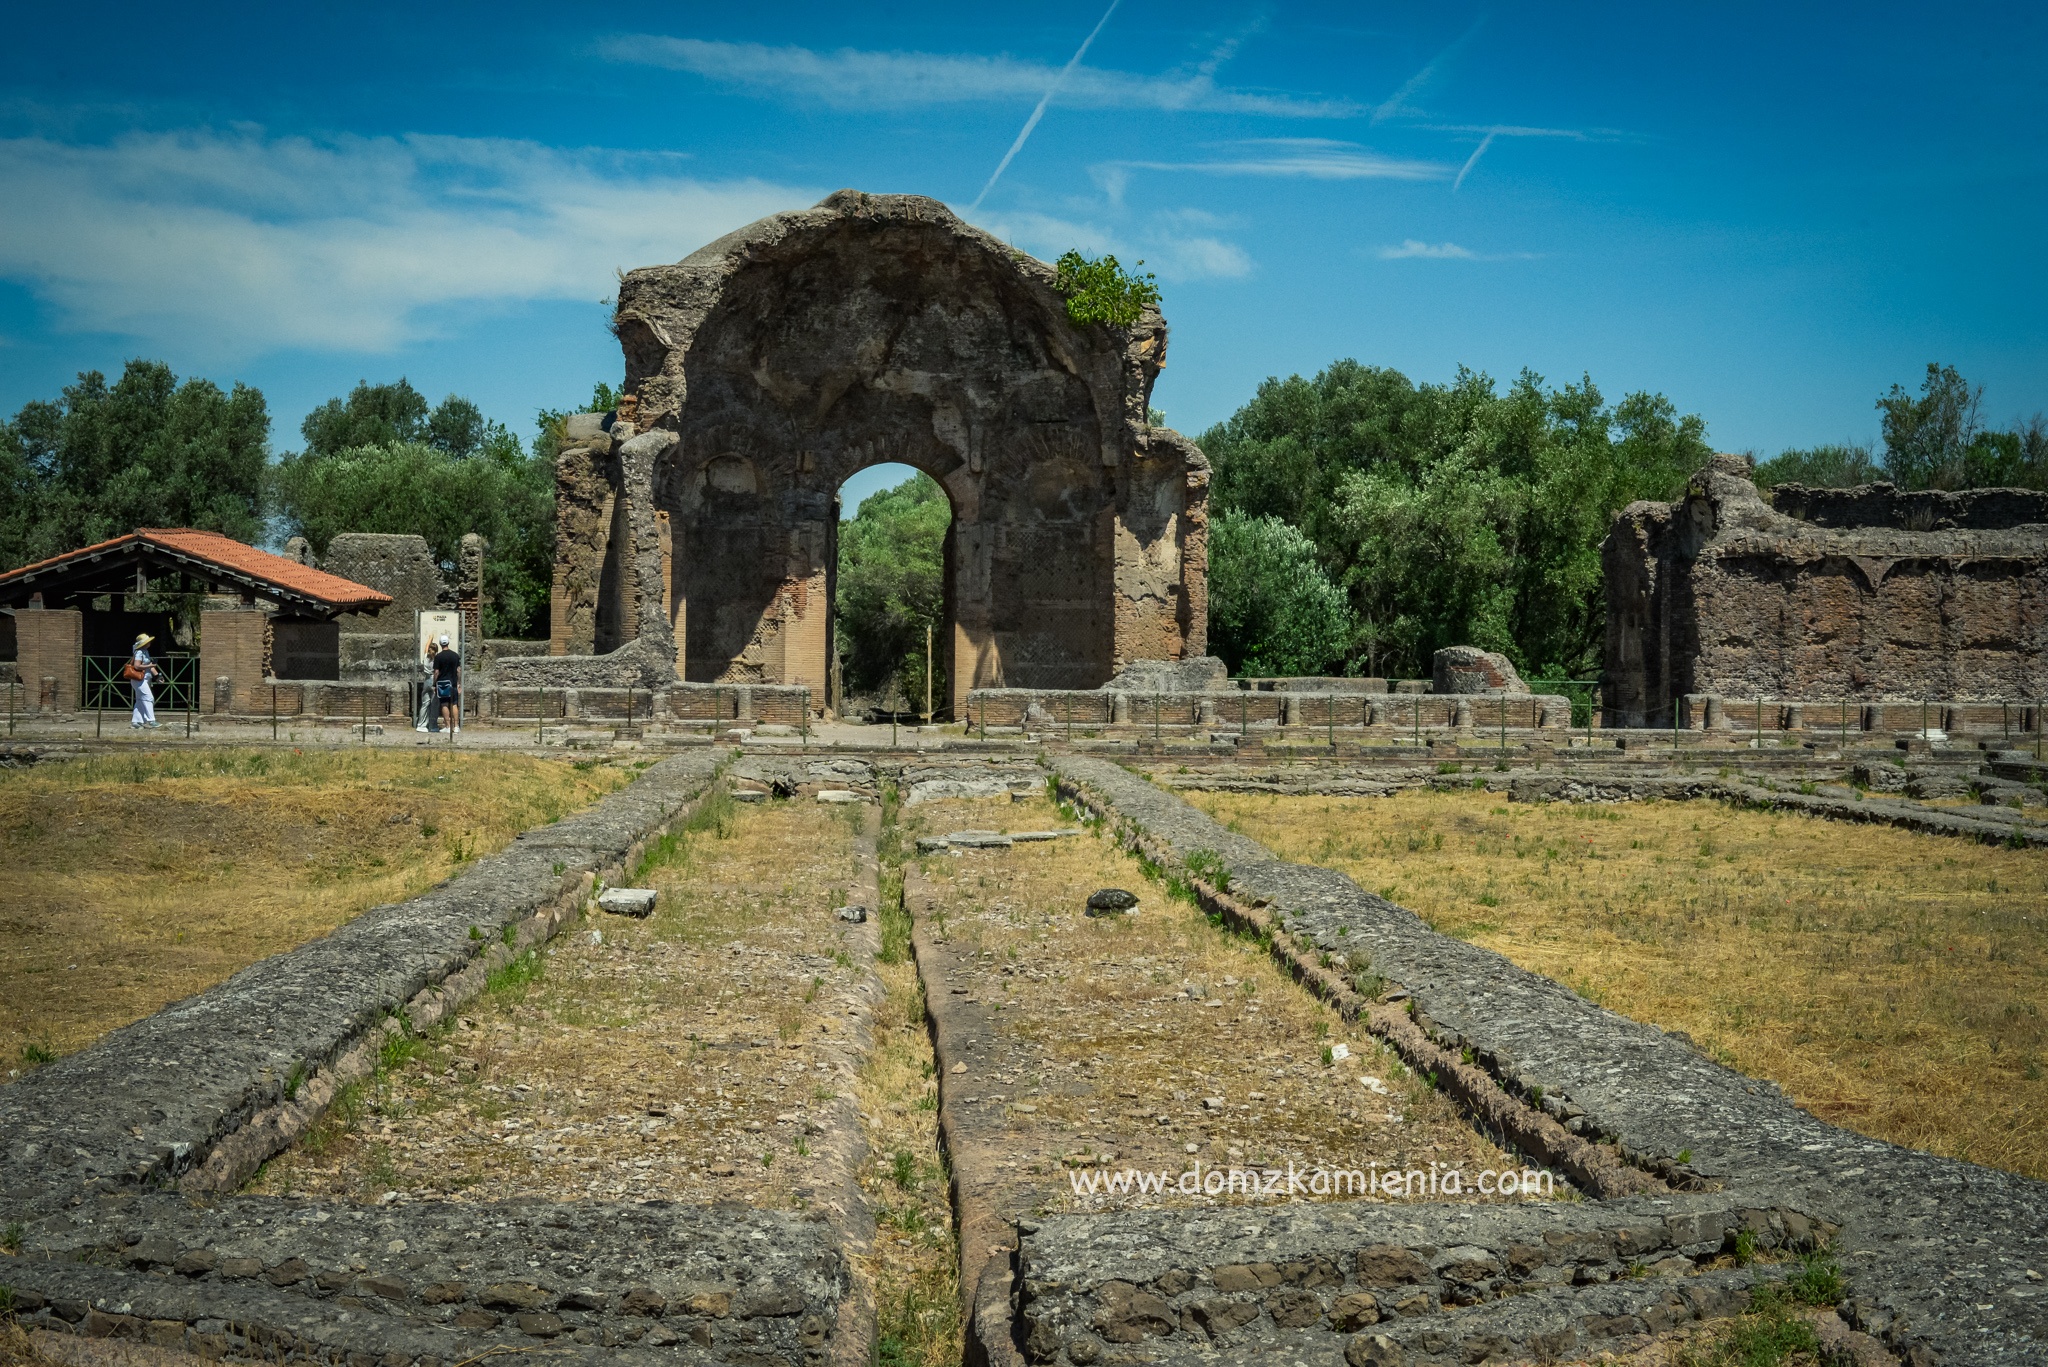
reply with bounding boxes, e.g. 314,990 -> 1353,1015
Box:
82,653 -> 198,713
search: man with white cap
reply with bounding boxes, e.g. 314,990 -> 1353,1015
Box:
431,633 -> 462,735
125,633 -> 165,729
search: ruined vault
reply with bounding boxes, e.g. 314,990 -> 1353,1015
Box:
537,191 -> 1210,717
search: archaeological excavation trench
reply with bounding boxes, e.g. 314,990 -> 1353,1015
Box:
2,749 -> 2047,1367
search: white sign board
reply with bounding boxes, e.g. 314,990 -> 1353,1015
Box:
417,610 -> 461,667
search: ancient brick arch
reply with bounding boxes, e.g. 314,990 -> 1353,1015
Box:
541,190 -> 1208,718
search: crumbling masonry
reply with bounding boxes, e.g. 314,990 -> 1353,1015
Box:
1604,454 -> 2048,727
520,191 -> 1209,718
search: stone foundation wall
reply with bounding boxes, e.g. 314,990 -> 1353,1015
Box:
965,687 -> 1572,731
0,753 -> 860,1367
1035,755 -> 2048,1366
1605,455 -> 2048,726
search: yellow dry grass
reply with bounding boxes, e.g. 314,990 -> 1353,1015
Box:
900,792 -> 1521,1209
856,789 -> 961,1367
0,747 -> 630,1076
251,791 -> 869,1208
1189,788 -> 2048,1180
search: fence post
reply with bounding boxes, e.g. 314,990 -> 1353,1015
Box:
1413,697 -> 1419,747
1327,694 -> 1334,749
1153,694 -> 1160,747
802,688 -> 810,750
8,680 -> 14,736
271,684 -> 278,741
1756,695 -> 1763,749
361,690 -> 369,744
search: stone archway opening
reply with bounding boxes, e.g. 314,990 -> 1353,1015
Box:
532,191 -> 1212,720
827,462 -> 954,720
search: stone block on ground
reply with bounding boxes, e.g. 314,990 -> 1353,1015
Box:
596,887 -> 658,917
1086,887 -> 1138,915
1432,646 -> 1528,695
947,829 -> 1013,848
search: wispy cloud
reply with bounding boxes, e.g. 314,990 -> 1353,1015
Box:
1371,19 -> 1485,125
0,128 -> 810,358
971,208 -> 1253,282
971,0 -> 1122,211
599,35 -> 1362,117
1106,138 -> 1449,182
1453,131 -> 1494,191
1376,239 -> 1539,261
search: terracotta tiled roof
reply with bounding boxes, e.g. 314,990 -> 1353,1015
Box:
0,529 -> 394,613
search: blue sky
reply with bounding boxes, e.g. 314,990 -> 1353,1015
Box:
3,2 -> 2044,517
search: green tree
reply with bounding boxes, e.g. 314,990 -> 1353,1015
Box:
1876,364 -> 2047,491
270,381 -> 565,638
1206,511 -> 1354,676
1753,442 -> 1881,489
835,472 -> 949,713
1878,363 -> 1982,490
1201,361 -> 1709,679
0,359 -> 268,571
301,378 -> 522,463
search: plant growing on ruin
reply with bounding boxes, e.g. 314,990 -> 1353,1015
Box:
1052,250 -> 1160,328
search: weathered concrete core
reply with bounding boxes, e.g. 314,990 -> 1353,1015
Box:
516,191 -> 1210,716
1605,454 -> 2048,726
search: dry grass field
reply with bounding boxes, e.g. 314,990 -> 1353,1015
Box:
0,748 -> 630,1076
250,789 -> 871,1208
899,791 -> 1520,1209
1188,788 -> 2048,1180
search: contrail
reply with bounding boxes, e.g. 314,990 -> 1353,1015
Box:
1452,130 -> 1495,191
969,0 -> 1121,211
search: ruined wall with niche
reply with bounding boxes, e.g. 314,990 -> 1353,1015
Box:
1604,454 -> 2048,726
515,190 -> 1208,713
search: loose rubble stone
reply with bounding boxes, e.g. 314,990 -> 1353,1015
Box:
595,887 -> 657,917
836,903 -> 869,923
1085,887 -> 1139,915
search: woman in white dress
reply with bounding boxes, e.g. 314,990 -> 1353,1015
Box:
128,633 -> 165,729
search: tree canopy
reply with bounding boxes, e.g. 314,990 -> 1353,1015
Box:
1206,511 -> 1353,676
269,378 -> 587,638
1199,360 -> 1711,680
835,471 -> 949,714
1755,364 -> 2047,491
0,360 -> 268,573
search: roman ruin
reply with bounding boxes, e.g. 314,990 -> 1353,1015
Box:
513,191 -> 1209,718
1604,452 -> 2048,728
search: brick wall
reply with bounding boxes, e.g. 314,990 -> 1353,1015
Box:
15,608 -> 82,711
200,606 -> 268,714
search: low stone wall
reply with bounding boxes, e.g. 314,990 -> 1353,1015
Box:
965,688 -> 1572,731
0,750 -> 866,1367
1032,755 -> 2048,1366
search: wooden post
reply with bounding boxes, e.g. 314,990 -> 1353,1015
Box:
924,624 -> 933,729
271,684 -> 278,741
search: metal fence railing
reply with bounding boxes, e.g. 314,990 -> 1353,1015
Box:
82,653 -> 198,713
1525,678 -> 1601,729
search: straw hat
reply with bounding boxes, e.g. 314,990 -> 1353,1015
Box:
133,633 -> 154,648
